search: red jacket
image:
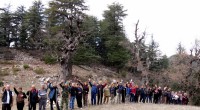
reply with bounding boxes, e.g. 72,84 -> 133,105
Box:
130,87 -> 136,94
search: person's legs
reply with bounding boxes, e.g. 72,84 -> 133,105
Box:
106,96 -> 109,104
70,96 -> 75,109
100,93 -> 103,104
53,98 -> 60,110
39,100 -> 43,110
2,104 -> 7,110
65,98 -> 68,110
18,102 -> 25,110
85,94 -> 88,106
97,93 -> 100,105
91,94 -> 94,105
50,99 -> 54,110
43,99 -> 47,110
33,103 -> 36,110
60,98 -> 63,110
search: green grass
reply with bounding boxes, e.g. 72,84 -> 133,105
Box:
12,66 -> 21,75
34,67 -> 46,74
0,60 -> 15,65
23,64 -> 30,69
0,69 -> 10,76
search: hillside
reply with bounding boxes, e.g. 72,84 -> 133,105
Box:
0,49 -> 200,109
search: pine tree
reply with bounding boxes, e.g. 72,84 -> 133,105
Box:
99,3 -> 130,71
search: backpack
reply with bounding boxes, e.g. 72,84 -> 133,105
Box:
16,92 -> 24,103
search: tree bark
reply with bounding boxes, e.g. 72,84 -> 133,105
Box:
60,52 -> 72,81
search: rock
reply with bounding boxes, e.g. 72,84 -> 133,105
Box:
35,75 -> 41,78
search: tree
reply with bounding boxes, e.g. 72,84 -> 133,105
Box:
26,0 -> 45,49
48,0 -> 87,81
99,3 -> 130,71
177,42 -> 186,55
131,20 -> 147,73
73,16 -> 101,65
0,6 -> 14,47
13,6 -> 28,48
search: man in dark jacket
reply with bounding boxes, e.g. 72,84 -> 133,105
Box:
78,80 -> 89,106
2,85 -> 14,110
26,85 -> 38,110
47,82 -> 60,110
76,84 -> 83,109
97,80 -> 107,105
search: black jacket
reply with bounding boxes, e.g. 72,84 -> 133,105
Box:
2,90 -> 13,104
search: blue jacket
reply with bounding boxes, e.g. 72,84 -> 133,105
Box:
89,82 -> 98,94
126,87 -> 130,95
48,83 -> 59,99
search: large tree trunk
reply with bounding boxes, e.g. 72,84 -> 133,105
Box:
61,52 -> 72,81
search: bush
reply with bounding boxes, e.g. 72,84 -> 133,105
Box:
43,55 -> 57,65
119,70 -> 127,78
12,66 -> 21,74
0,81 -> 4,87
23,64 -> 30,69
34,67 -> 45,74
0,69 -> 9,76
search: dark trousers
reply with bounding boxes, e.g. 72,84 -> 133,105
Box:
50,98 -> 60,110
2,104 -> 11,110
91,93 -> 96,105
130,93 -> 135,102
29,103 -> 36,110
76,95 -> 83,108
135,95 -> 139,103
17,102 -> 24,110
97,93 -> 103,105
122,93 -> 125,103
140,95 -> 146,103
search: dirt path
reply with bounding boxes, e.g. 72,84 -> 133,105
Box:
86,103 -> 200,110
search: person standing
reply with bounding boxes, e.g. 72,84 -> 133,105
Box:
125,83 -> 131,103
47,82 -> 60,110
69,83 -> 77,110
97,80 -> 107,105
1,85 -> 14,110
77,80 -> 89,107
26,85 -> 39,110
59,80 -> 70,110
89,79 -> 98,105
110,83 -> 117,104
121,84 -> 126,103
14,86 -> 27,110
103,85 -> 110,104
76,84 -> 83,109
38,84 -> 48,110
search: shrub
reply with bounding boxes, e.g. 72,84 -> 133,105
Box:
23,64 -> 30,69
0,81 -> 4,87
34,67 -> 45,74
0,69 -> 9,76
43,55 -> 57,65
0,60 -> 15,65
120,70 -> 127,78
12,66 -> 21,74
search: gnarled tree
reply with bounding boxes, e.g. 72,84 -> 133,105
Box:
48,0 -> 87,81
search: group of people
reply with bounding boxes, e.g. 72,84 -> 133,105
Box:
1,78 -> 189,110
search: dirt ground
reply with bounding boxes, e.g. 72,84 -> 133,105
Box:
1,103 -> 200,110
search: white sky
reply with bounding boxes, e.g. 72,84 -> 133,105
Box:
1,0 -> 200,57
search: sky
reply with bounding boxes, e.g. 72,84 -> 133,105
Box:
1,0 -> 200,57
